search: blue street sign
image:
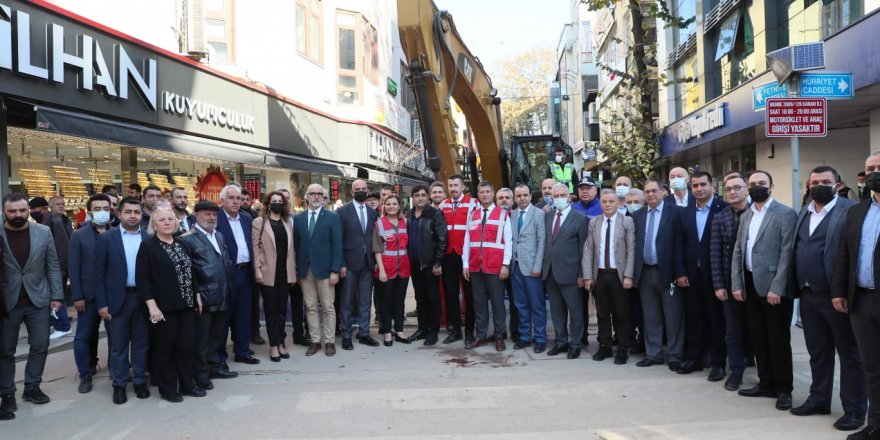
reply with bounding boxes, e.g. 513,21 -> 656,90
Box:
753,82 -> 789,111
799,72 -> 854,99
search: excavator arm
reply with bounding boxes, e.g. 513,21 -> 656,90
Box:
397,0 -> 508,188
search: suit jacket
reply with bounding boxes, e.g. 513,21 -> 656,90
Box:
135,236 -> 195,312
832,198 -> 880,307
178,228 -> 234,311
511,204 -> 545,276
709,204 -> 748,292
731,199 -> 798,297
665,189 -> 696,209
582,212 -> 635,285
252,216 -> 296,286
68,222 -> 108,302
632,201 -> 685,286
42,212 -> 72,271
541,207 -> 588,284
215,209 -> 254,282
293,208 -> 342,279
678,195 -> 728,284
407,205 -> 447,270
95,227 -> 151,315
792,197 -> 855,296
0,223 -> 63,312
337,201 -> 379,271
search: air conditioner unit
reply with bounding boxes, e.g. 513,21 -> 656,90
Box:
186,0 -> 209,60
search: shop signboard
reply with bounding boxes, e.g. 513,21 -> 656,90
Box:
196,167 -> 229,203
242,175 -> 261,203
765,98 -> 827,137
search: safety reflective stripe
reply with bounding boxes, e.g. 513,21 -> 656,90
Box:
384,249 -> 408,256
448,224 -> 468,230
469,242 -> 505,250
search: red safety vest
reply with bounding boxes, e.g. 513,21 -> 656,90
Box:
440,195 -> 475,255
375,216 -> 411,279
467,206 -> 507,275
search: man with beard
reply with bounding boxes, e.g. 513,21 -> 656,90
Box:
140,185 -> 163,230
171,187 -> 196,234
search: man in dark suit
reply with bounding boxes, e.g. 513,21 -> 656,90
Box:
43,195 -> 73,339
294,184 -> 343,357
732,170 -> 798,411
677,171 -> 729,380
633,178 -> 686,370
789,165 -> 866,431
0,193 -> 64,412
857,172 -> 871,201
94,197 -> 151,404
665,166 -> 696,209
542,183 -> 588,359
337,179 -> 381,350
832,152 -> 880,440
216,184 -> 260,365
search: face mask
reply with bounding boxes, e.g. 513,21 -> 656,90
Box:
269,202 -> 285,214
544,196 -> 553,206
92,211 -> 111,226
626,203 -> 642,214
553,197 -> 569,211
554,155 -> 563,163
748,185 -> 771,203
353,191 -> 368,202
30,211 -> 43,222
6,217 -> 27,228
616,185 -> 630,199
670,177 -> 687,191
809,185 -> 835,205
858,183 -> 866,189
868,172 -> 880,193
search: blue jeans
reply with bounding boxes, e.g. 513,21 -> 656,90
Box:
512,263 -> 547,343
73,301 -> 103,378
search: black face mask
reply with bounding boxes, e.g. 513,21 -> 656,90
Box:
867,172 -> 880,193
6,217 -> 28,228
810,185 -> 835,205
269,203 -> 285,214
353,191 -> 368,203
30,211 -> 43,222
749,185 -> 771,203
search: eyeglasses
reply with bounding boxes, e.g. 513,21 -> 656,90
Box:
306,192 -> 323,197
644,189 -> 660,194
724,185 -> 745,193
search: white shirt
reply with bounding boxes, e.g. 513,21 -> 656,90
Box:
195,224 -> 221,254
807,196 -> 838,236
745,198 -> 774,271
598,214 -> 618,269
674,191 -> 689,207
462,204 -> 513,270
555,204 -> 573,226
352,200 -> 367,231
177,212 -> 190,232
223,209 -> 251,264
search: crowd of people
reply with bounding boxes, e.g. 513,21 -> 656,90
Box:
0,152 -> 879,440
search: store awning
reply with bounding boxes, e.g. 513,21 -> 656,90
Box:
268,153 -> 357,178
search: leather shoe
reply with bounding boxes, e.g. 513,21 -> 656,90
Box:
305,343 -> 322,356
592,346 -> 613,361
394,334 -> 412,344
0,408 -> 13,420
160,392 -> 183,403
790,400 -> 831,416
724,371 -> 743,391
567,348 -> 581,359
196,379 -> 214,390
0,393 -> 16,413
134,383 -> 150,399
629,342 -> 646,355
676,360 -> 703,374
407,330 -> 425,343
467,338 -> 487,349
251,334 -> 266,345
113,386 -> 127,405
614,352 -> 628,365
533,343 -> 546,354
209,369 -> 238,379
708,366 -> 726,382
294,337 -> 312,347
738,385 -> 777,398
442,331 -> 463,344
847,426 -> 880,439
234,355 -> 260,365
668,361 -> 681,372
424,333 -> 438,346
835,412 -> 866,431
776,392 -> 793,410
325,343 -> 336,357
342,338 -> 354,351
513,340 -> 531,350
182,386 -> 207,397
495,339 -> 506,351
358,336 -> 380,347
637,358 -> 661,367
78,376 -> 93,393
22,386 -> 50,404
547,344 -> 570,356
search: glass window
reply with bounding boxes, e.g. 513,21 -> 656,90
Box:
309,14 -> 321,58
296,5 -> 306,53
205,18 -> 226,39
205,0 -> 235,64
338,28 -> 356,70
207,42 -> 228,62
675,0 -> 696,46
336,10 -> 360,104
296,1 -> 322,63
204,0 -> 225,12
822,0 -> 863,37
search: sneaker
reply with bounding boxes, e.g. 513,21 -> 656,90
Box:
49,329 -> 72,340
22,386 -> 50,404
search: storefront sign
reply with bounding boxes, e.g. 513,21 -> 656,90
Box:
0,3 -> 158,110
330,179 -> 340,201
765,98 -> 827,137
196,167 -> 229,203
369,130 -> 421,172
387,78 -> 398,96
162,91 -> 256,133
677,103 -> 726,144
242,175 -> 261,203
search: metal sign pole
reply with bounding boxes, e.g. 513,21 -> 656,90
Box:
790,75 -> 800,208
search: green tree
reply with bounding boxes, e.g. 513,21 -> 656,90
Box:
491,48 -> 557,141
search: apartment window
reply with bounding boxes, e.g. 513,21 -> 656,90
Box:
674,0 -> 697,46
205,0 -> 235,63
400,61 -> 415,112
296,0 -> 323,63
822,0 -> 863,37
362,18 -> 379,84
337,12 -> 359,104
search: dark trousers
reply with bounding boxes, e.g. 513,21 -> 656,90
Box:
150,309 -> 197,397
334,280 -> 343,335
505,277 -> 519,340
224,266 -> 253,359
250,284 -> 261,335
341,267 -> 375,339
261,276 -> 289,347
851,289 -> 880,425
411,265 -> 441,335
512,263 -> 547,344
594,271 -> 633,349
0,303 -> 50,393
442,252 -> 474,338
581,288 -> 591,341
629,287 -> 644,344
73,300 -> 102,378
745,271 -> 793,393
470,271 -> 506,340
196,309 -> 228,381
282,283 -> 307,342
801,287 -> 867,414
722,294 -> 753,374
108,295 -> 149,387
684,278 -> 726,367
640,267 -> 685,363
377,277 -> 409,333
546,270 -> 585,349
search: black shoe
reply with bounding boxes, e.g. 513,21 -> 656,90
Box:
383,337 -> 393,347
738,385 -> 777,398
513,340 -> 531,350
234,355 -> 260,365
0,408 -> 13,420
407,330 -> 425,343
113,386 -> 127,405
534,343 -> 546,354
209,369 -> 238,379
160,392 -> 183,403
294,337 -> 311,347
637,358 -> 662,367
724,371 -> 743,391
358,336 -> 381,347
270,354 -> 281,362
776,392 -> 793,410
21,386 -> 50,404
78,376 -> 93,394
614,352 -> 628,365
567,348 -> 581,359
424,332 -> 439,346
342,338 -> 354,351
847,426 -> 880,440
707,366 -> 726,382
676,360 -> 703,375
592,346 -> 613,361
196,379 -> 214,390
134,383 -> 150,399
394,334 -> 411,344
667,361 -> 681,372
251,334 -> 266,345
629,341 -> 645,355
790,400 -> 832,416
835,412 -> 866,431
442,331 -> 463,344
279,351 -> 290,359
182,386 -> 207,398
547,344 -> 570,356
0,393 -> 16,413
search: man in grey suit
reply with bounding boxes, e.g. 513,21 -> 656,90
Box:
0,193 -> 64,411
732,170 -> 798,411
542,183 -> 588,359
510,184 -> 546,353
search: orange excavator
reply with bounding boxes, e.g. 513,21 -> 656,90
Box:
397,0 -> 509,191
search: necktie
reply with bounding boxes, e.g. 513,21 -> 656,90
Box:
552,211 -> 562,240
309,211 -> 317,237
359,205 -> 367,233
517,210 -> 525,233
604,218 -> 612,269
481,208 -> 488,227
644,209 -> 656,265
453,200 -> 459,215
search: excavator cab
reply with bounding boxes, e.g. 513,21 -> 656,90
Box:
509,134 -> 571,201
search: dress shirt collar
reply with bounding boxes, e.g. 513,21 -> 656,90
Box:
352,200 -> 365,209
696,195 -> 714,211
808,195 -> 838,216
194,224 -> 215,238
121,226 -> 141,236
223,208 -> 239,221
309,206 -> 323,216
751,197 -> 774,214
649,200 -> 665,213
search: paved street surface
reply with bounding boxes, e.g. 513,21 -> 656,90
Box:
4,302 -> 850,440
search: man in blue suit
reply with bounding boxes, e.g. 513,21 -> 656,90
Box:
95,197 -> 151,405
215,184 -> 259,365
294,184 -> 343,357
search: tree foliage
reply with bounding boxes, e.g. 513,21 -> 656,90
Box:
491,48 -> 557,141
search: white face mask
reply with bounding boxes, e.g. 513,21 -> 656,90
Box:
553,197 -> 569,211
92,210 -> 111,226
555,155 -> 563,163
615,185 -> 630,199
670,177 -> 687,191
626,203 -> 642,214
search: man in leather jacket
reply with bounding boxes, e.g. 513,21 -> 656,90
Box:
406,186 -> 448,345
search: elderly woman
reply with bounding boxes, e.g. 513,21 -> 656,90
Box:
136,206 -> 204,402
